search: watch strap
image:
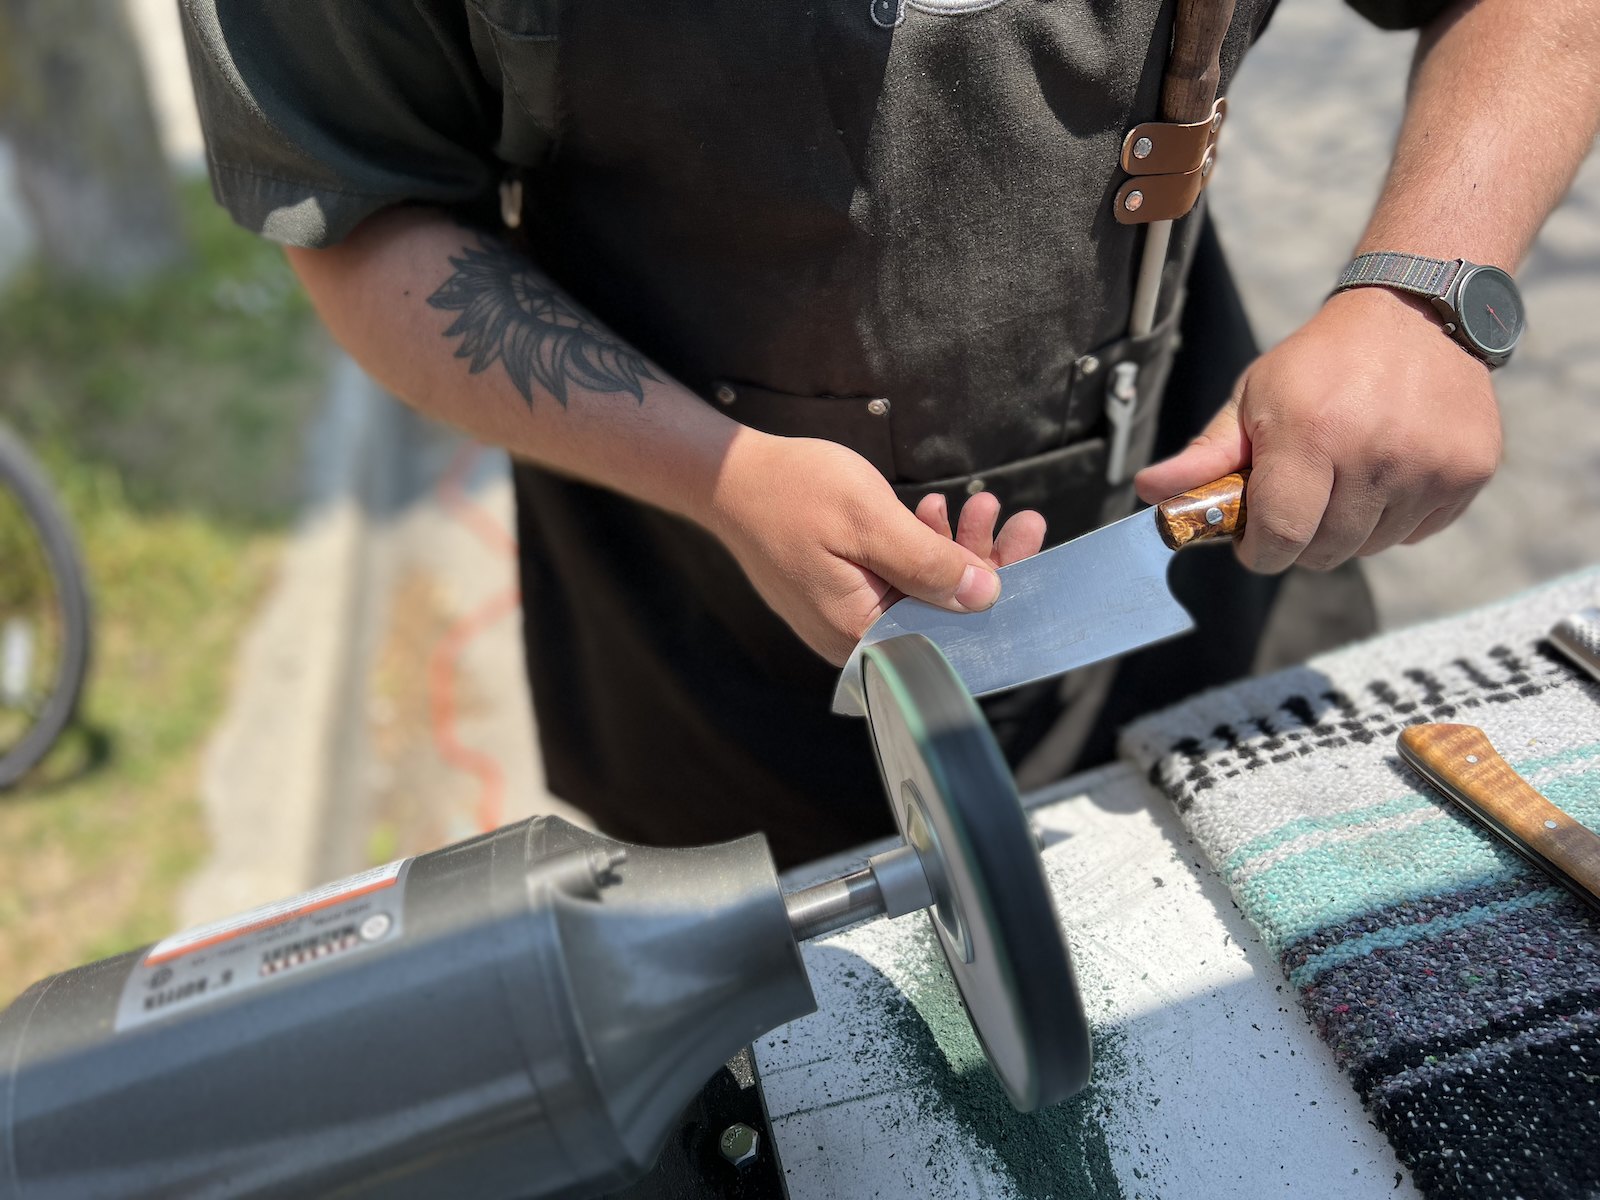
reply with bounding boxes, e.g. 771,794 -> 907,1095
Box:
1335,251 -> 1465,300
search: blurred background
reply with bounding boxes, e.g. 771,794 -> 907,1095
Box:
0,0 -> 1593,1005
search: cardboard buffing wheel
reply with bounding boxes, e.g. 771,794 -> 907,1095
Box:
860,634 -> 1093,1111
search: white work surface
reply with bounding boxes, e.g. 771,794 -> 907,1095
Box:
757,762 -> 1422,1199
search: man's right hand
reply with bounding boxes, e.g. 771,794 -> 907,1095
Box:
704,429 -> 1045,665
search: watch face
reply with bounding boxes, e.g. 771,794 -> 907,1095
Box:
1456,266 -> 1524,357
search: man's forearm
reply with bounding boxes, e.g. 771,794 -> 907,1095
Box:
1360,0 -> 1600,266
286,206 -> 739,528
286,205 -> 1015,663
1132,0 -> 1599,570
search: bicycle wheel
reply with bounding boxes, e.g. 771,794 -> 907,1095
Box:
0,426 -> 92,788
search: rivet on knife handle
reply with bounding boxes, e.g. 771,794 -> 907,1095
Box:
1397,723 -> 1600,916
1154,469 -> 1250,550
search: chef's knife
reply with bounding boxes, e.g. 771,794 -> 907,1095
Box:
1397,723 -> 1600,916
832,471 -> 1249,716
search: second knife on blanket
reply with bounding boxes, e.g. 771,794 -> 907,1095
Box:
1398,723 -> 1600,916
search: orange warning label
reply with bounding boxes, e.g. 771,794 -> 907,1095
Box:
143,860 -> 406,965
115,860 -> 410,1033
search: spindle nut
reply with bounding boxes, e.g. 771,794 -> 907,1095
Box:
719,1123 -> 761,1168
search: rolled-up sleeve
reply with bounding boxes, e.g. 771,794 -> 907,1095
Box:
1343,0 -> 1456,31
180,1 -> 498,247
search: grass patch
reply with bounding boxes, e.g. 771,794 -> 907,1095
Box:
0,175 -> 327,1000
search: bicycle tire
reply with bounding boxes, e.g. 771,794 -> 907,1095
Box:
0,426 -> 92,788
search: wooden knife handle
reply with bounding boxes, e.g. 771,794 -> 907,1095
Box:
1154,470 -> 1249,550
1397,723 -> 1600,915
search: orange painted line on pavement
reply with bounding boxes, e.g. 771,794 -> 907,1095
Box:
427,442 -> 521,833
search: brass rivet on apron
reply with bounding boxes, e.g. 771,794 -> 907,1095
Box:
1124,190 -> 1144,213
1132,136 -> 1153,160
966,478 -> 986,496
1079,354 -> 1100,375
715,385 -> 737,405
866,398 -> 890,416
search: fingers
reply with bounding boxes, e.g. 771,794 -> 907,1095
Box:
1233,453 -> 1335,574
955,491 -> 1000,562
1351,493 -> 1446,560
849,490 -> 1046,613
993,509 -> 1046,566
918,490 -> 1045,567
1398,499 -> 1474,546
1134,390 -> 1250,505
851,501 -> 1001,613
915,492 -> 952,539
1293,472 -> 1388,570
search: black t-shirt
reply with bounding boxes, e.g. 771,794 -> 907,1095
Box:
181,0 -> 1442,480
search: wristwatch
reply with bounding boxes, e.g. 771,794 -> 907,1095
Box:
1333,251 -> 1525,368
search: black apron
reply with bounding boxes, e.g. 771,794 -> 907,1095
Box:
489,0 -> 1280,866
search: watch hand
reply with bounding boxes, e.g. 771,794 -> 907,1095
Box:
1486,303 -> 1511,335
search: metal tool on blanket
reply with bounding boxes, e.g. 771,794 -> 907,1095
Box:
834,470 -> 1250,715
1398,723 -> 1600,916
0,643 -> 1086,1200
1551,604 -> 1600,683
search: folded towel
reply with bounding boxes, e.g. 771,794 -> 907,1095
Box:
1121,568 -> 1600,1200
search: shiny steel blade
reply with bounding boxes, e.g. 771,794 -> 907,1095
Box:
831,509 -> 1194,716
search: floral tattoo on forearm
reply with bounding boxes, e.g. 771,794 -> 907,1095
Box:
427,236 -> 655,407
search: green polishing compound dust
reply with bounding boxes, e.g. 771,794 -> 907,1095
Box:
844,918 -> 1126,1200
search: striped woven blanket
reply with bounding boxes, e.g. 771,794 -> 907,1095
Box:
1121,568 -> 1600,1200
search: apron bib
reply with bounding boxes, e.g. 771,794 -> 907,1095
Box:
473,0 -> 1279,862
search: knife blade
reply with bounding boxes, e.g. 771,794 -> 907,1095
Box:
1397,723 -> 1600,916
831,471 -> 1250,716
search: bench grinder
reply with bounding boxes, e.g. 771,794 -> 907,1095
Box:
0,635 -> 1090,1198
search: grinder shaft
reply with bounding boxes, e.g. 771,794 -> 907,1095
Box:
784,869 -> 884,941
783,841 -> 935,942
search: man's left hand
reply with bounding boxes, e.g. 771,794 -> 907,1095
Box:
1133,285 -> 1502,574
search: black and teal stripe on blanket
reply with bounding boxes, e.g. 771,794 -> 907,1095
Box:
1122,570 -> 1600,1200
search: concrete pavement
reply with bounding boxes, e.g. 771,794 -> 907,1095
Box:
1210,0 -> 1600,628
180,362 -> 585,925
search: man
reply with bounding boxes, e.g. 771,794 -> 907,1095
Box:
182,0 -> 1599,866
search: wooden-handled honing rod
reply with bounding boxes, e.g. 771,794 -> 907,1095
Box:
1127,0 -> 1237,337
1160,0 -> 1239,123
